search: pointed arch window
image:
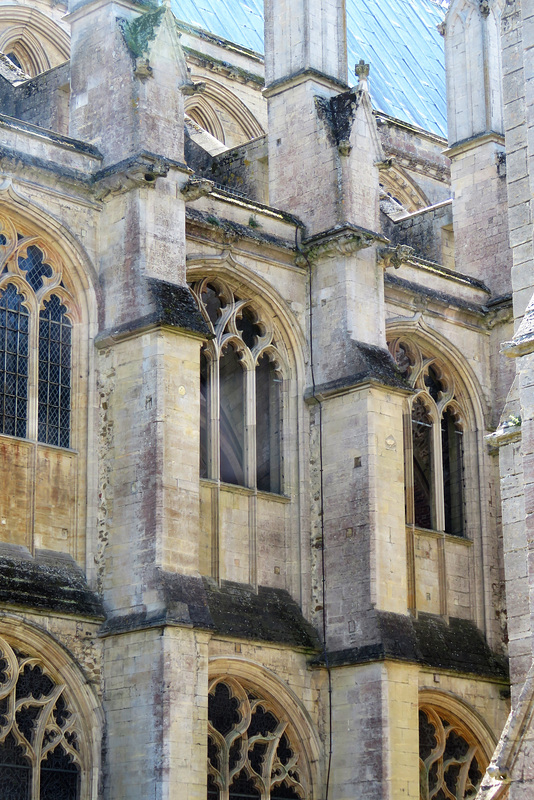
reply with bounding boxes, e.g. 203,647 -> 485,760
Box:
0,220 -> 75,448
192,278 -> 285,494
207,677 -> 308,800
0,635 -> 83,800
389,339 -> 465,537
419,703 -> 488,800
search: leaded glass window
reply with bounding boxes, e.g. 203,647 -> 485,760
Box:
207,678 -> 308,800
388,338 -> 466,537
38,296 -> 72,448
0,635 -> 83,800
191,278 -> 285,493
419,706 -> 487,800
0,284 -> 29,438
0,218 -> 75,448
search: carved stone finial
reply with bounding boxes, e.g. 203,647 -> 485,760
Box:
480,0 -> 490,16
355,59 -> 370,91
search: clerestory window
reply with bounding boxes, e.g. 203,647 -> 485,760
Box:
0,635 -> 82,800
207,678 -> 307,799
192,278 -> 284,493
389,339 -> 465,536
0,224 -> 74,449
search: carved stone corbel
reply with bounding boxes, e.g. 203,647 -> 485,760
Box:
180,177 -> 214,201
378,244 -> 414,269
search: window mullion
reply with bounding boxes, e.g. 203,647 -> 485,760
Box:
209,355 -> 220,481
244,364 -> 256,489
433,410 -> 445,532
404,406 -> 415,525
27,299 -> 39,441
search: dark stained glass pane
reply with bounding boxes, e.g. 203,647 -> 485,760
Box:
0,284 -> 29,438
18,245 -> 53,293
229,771 -> 260,799
271,784 -> 302,799
220,344 -> 244,486
256,354 -> 281,494
0,732 -> 31,800
207,774 -> 220,800
200,351 -> 208,478
201,284 -> 225,328
209,682 -> 240,736
412,399 -> 434,530
40,745 -> 80,800
442,409 -> 464,536
237,307 -> 261,350
38,295 -> 71,448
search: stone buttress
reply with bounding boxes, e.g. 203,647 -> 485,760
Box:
68,2 -> 211,797
264,0 -> 424,793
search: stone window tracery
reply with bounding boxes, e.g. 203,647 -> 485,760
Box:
388,338 -> 465,536
192,278 -> 284,493
419,706 -> 487,800
207,678 -> 307,800
0,218 -> 74,448
0,635 -> 83,800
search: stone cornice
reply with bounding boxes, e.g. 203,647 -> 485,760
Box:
300,224 -> 387,262
263,68 -> 349,99
443,131 -> 505,159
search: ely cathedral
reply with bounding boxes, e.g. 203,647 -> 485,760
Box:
0,0 -> 533,797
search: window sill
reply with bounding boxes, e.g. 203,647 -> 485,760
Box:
0,432 -> 78,454
200,478 -> 290,502
408,525 -> 473,545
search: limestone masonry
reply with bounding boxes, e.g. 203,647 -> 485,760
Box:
0,0 -> 533,798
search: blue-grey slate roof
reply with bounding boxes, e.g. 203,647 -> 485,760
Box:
172,0 -> 448,137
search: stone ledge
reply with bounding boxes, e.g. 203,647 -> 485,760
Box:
0,546 -> 104,619
100,574 -> 320,651
312,612 -> 508,679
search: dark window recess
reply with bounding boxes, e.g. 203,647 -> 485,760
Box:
412,398 -> 434,530
219,344 -> 245,486
0,283 -> 29,438
38,295 -> 72,448
442,409 -> 464,536
424,366 -> 444,403
228,772 -> 260,799
200,350 -> 209,478
202,284 -> 225,328
236,307 -> 261,350
6,53 -> 22,70
255,355 -> 281,494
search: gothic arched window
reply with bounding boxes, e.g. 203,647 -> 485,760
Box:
419,704 -> 488,800
192,278 -> 285,494
0,635 -> 83,800
207,677 -> 307,800
0,220 -> 74,448
389,338 -> 465,536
